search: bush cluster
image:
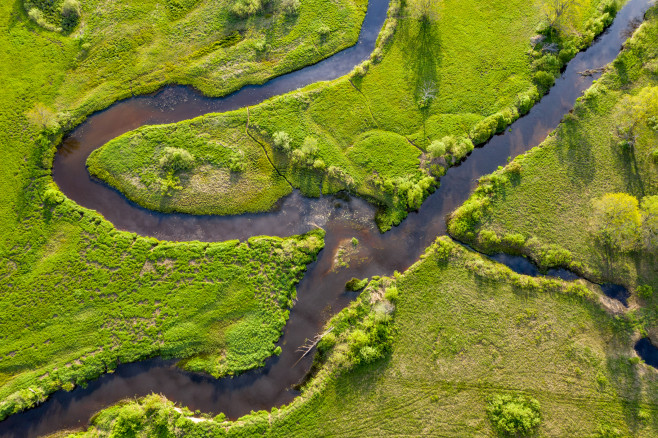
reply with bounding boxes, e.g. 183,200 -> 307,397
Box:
231,0 -> 269,17
487,394 -> 542,437
317,279 -> 396,371
24,0 -> 81,33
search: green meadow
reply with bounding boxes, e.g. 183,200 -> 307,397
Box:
448,5 -> 658,309
88,0 -> 621,230
0,0 -> 361,421
76,238 -> 658,437
2,0 -> 657,434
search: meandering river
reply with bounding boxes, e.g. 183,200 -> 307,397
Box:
1,0 -> 655,436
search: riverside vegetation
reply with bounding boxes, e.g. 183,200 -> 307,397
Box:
73,238 -> 658,436
0,0 -> 366,421
87,0 -> 624,230
1,0 -> 655,435
448,5 -> 658,334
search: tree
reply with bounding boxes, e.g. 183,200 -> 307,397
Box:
590,193 -> 642,252
613,87 -> 658,151
26,103 -> 57,130
543,0 -> 579,34
272,131 -> 292,152
417,80 -> 436,109
487,394 -> 541,437
410,0 -> 439,22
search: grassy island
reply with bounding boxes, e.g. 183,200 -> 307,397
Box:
86,0 -> 622,230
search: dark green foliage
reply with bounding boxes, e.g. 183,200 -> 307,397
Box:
345,277 -> 368,291
487,394 -> 541,437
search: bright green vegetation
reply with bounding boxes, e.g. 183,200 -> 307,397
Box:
88,0 -> 621,230
0,196 -> 324,419
39,0 -> 366,125
448,6 -> 658,308
487,394 -> 542,437
87,112 -> 292,215
75,238 -> 658,436
0,0 -> 359,421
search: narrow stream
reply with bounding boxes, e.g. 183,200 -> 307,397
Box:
1,0 -> 654,436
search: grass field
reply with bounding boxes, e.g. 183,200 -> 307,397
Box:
0,0 -> 362,420
448,5 -> 658,313
88,0 -> 622,230
0,0 -> 653,432
50,0 -> 367,124
86,111 -> 293,215
76,238 -> 658,436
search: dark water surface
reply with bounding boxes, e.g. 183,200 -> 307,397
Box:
1,0 -> 654,436
635,338 -> 658,368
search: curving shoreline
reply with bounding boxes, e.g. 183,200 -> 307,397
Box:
0,0 -> 654,436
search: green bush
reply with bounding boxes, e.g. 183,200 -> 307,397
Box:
346,278 -> 368,291
60,0 -> 81,31
487,394 -> 541,437
317,23 -> 331,38
291,136 -> 319,167
272,131 -> 292,152
159,147 -> 194,172
231,0 -> 267,17
470,115 -> 499,145
428,139 -> 446,158
637,284 -> 654,300
533,70 -> 556,90
281,0 -> 300,15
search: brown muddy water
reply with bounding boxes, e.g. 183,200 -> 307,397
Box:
1,0 -> 654,436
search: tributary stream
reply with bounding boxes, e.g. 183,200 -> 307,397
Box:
1,0 -> 656,436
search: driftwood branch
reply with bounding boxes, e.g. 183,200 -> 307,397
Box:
579,67 -> 605,76
293,327 -> 334,367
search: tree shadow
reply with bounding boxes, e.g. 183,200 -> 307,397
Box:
399,13 -> 442,139
556,117 -> 596,187
401,15 -> 441,98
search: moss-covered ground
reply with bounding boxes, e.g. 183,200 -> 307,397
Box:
75,238 -> 658,436
88,0 -> 621,230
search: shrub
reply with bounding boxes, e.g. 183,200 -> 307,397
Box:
487,394 -> 541,437
478,229 -> 501,251
159,147 -> 194,172
291,136 -> 319,167
317,23 -> 330,38
470,116 -> 499,145
231,0 -> 266,17
272,131 -> 292,152
637,284 -> 654,300
428,139 -> 446,159
280,0 -> 300,15
533,70 -> 556,90
227,155 -> 246,172
61,0 -> 81,31
254,39 -> 269,52
27,8 -> 60,32
384,286 -> 399,302
346,278 -> 368,291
